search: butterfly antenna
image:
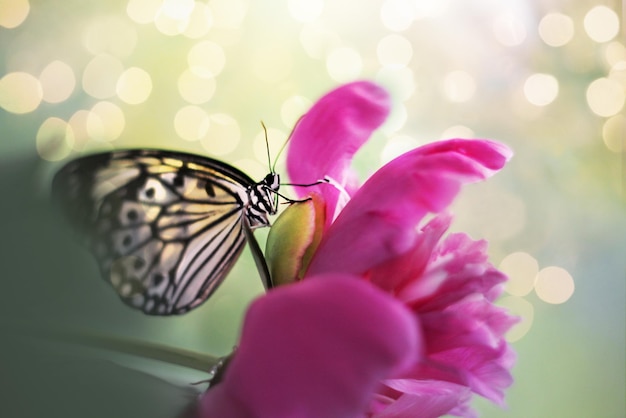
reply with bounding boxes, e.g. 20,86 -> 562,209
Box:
260,121 -> 273,174
272,114 -> 306,174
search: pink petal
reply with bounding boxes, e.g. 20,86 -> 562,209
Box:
307,139 -> 512,277
369,214 -> 452,293
199,275 -> 421,418
399,233 -> 508,308
372,380 -> 474,418
287,81 -> 391,228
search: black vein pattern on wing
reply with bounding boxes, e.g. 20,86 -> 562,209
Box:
53,149 -> 259,315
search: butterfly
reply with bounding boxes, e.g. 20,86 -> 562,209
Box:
53,148 -> 282,315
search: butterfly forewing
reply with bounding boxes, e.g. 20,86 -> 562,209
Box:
53,149 -> 276,315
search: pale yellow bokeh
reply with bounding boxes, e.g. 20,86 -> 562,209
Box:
0,0 -> 30,29
538,13 -> 574,47
586,77 -> 625,117
117,67 -> 153,105
602,114 -> 625,153
126,0 -> 161,24
154,3 -> 190,36
87,101 -> 125,141
39,60 -> 76,104
604,42 -> 626,67
68,110 -> 92,151
524,73 -> 559,106
202,114 -> 241,156
183,2 -> 213,39
500,252 -> 539,297
188,41 -> 225,77
82,54 -> 124,99
36,117 -> 74,162
535,266 -> 575,304
0,71 -> 42,114
178,70 -> 216,104
174,106 -> 211,141
583,6 -> 619,43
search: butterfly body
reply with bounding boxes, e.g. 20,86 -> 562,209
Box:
53,149 -> 279,315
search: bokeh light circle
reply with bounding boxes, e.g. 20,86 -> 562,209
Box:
524,73 -> 559,106
0,0 -> 30,29
39,60 -> 76,104
116,67 -> 152,105
174,106 -> 210,141
538,13 -> 574,47
36,117 -> 74,161
534,266 -> 575,304
188,41 -> 226,77
88,101 -> 125,141
602,114 -> 625,153
500,252 -> 539,297
82,54 -> 124,99
583,6 -> 619,43
178,70 -> 216,104
586,77 -> 625,117
126,0 -> 161,24
0,71 -> 42,114
201,113 -> 241,156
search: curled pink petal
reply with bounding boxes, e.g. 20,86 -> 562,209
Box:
199,275 -> 421,418
287,81 -> 391,228
307,139 -> 512,277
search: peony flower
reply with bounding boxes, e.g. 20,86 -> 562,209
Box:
199,81 -> 517,418
265,81 -> 518,417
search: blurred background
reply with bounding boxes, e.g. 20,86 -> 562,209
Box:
0,0 -> 624,417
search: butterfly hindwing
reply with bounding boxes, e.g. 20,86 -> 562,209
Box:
53,149 -> 264,315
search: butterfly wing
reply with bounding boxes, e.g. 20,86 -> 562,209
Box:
53,149 -> 258,315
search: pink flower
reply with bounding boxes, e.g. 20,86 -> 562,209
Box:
199,81 -> 517,418
199,275 -> 420,418
269,81 -> 518,416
